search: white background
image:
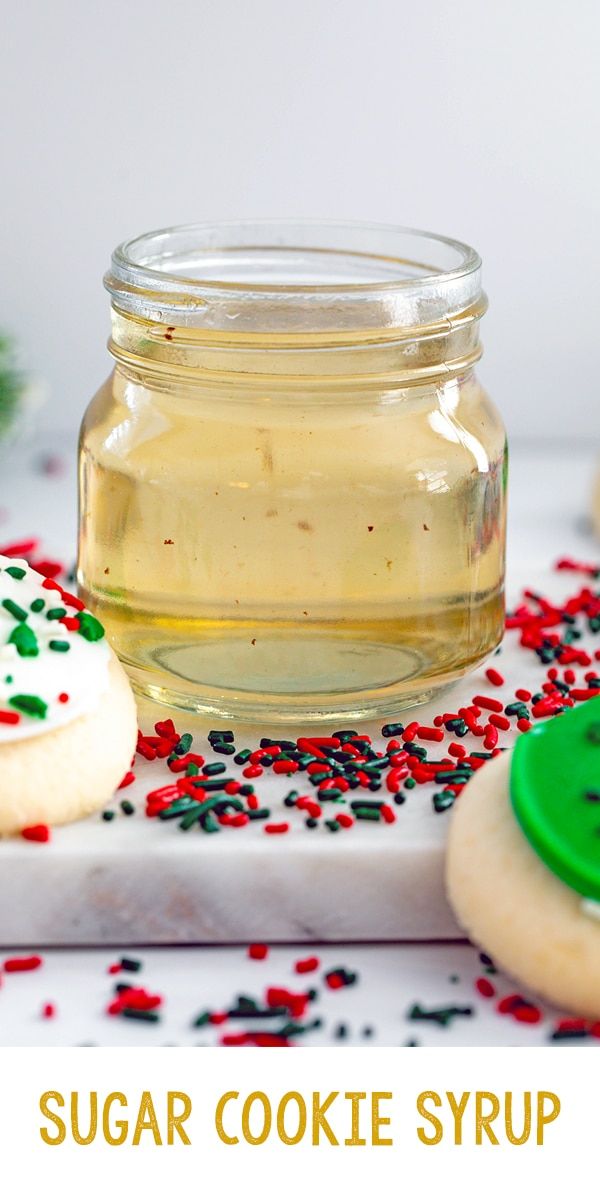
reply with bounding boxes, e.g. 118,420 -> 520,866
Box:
0,1047 -> 591,1198
1,0 -> 599,440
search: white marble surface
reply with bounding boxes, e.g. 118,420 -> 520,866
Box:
0,433 -> 599,1043
0,942 -> 578,1048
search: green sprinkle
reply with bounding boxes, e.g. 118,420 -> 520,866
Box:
4,674 -> 12,684
179,807 -> 205,831
192,1010 -> 212,1028
201,812 -> 219,833
408,1003 -> 473,1028
46,607 -> 67,621
433,791 -> 455,813
120,957 -> 142,972
203,762 -> 226,776
5,566 -> 26,580
49,639 -> 70,653
77,611 -> 105,642
353,806 -> 381,821
381,722 -> 404,737
234,748 -> 252,764
2,598 -> 27,622
120,799 -> 135,816
30,598 -> 45,613
318,788 -> 343,802
9,693 -> 47,718
120,1008 -> 160,1023
8,624 -> 39,657
102,810 -> 115,822
404,778 -> 416,789
173,732 -> 193,755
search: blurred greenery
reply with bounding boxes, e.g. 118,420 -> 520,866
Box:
0,333 -> 23,440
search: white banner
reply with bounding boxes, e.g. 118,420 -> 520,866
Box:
0,1047 -> 594,1197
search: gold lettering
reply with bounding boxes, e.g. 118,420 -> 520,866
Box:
446,1091 -> 470,1145
372,1092 -> 393,1146
242,1092 -> 271,1145
71,1091 -> 98,1145
102,1093 -> 128,1145
537,1092 -> 561,1144
167,1092 -> 192,1145
505,1091 -> 532,1145
277,1092 -> 307,1145
39,1091 -> 66,1145
312,1092 -> 339,1146
215,1091 -> 239,1145
475,1092 -> 500,1145
133,1091 -> 162,1146
416,1092 -> 443,1145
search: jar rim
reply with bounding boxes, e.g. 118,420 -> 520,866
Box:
105,219 -> 483,332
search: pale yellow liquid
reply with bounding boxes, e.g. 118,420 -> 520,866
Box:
78,326 -> 506,723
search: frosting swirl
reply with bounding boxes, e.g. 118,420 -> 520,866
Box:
0,555 -> 110,742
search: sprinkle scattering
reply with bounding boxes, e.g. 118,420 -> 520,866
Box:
0,548 -> 110,749
1,941 -> 592,1045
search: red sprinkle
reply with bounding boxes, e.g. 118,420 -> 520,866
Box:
21,824 -> 51,843
475,976 -> 496,998
0,539 -> 39,557
488,713 -> 510,731
485,667 -> 505,687
415,726 -> 444,743
248,943 -> 268,960
0,710 -> 20,724
4,955 -> 43,973
483,723 -> 499,749
243,764 -> 263,779
380,803 -> 396,824
402,722 -> 420,742
264,822 -> 289,835
472,694 -> 504,713
118,771 -> 136,789
266,986 -> 309,1017
294,955 -> 320,974
325,972 -> 345,990
42,1002 -> 56,1019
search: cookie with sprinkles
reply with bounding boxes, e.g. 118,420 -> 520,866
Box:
0,555 -> 137,835
446,696 -> 600,1018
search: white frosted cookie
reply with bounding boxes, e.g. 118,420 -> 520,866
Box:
447,701 -> 600,1019
0,555 -> 137,835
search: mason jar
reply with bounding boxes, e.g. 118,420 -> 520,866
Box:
78,220 -> 507,724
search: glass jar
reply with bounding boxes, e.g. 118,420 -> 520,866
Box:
78,221 -> 507,724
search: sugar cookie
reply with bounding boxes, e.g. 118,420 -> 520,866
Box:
0,555 -> 137,835
446,698 -> 600,1018
593,471 -> 600,538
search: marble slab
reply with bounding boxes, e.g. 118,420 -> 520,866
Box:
0,620 -> 558,946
